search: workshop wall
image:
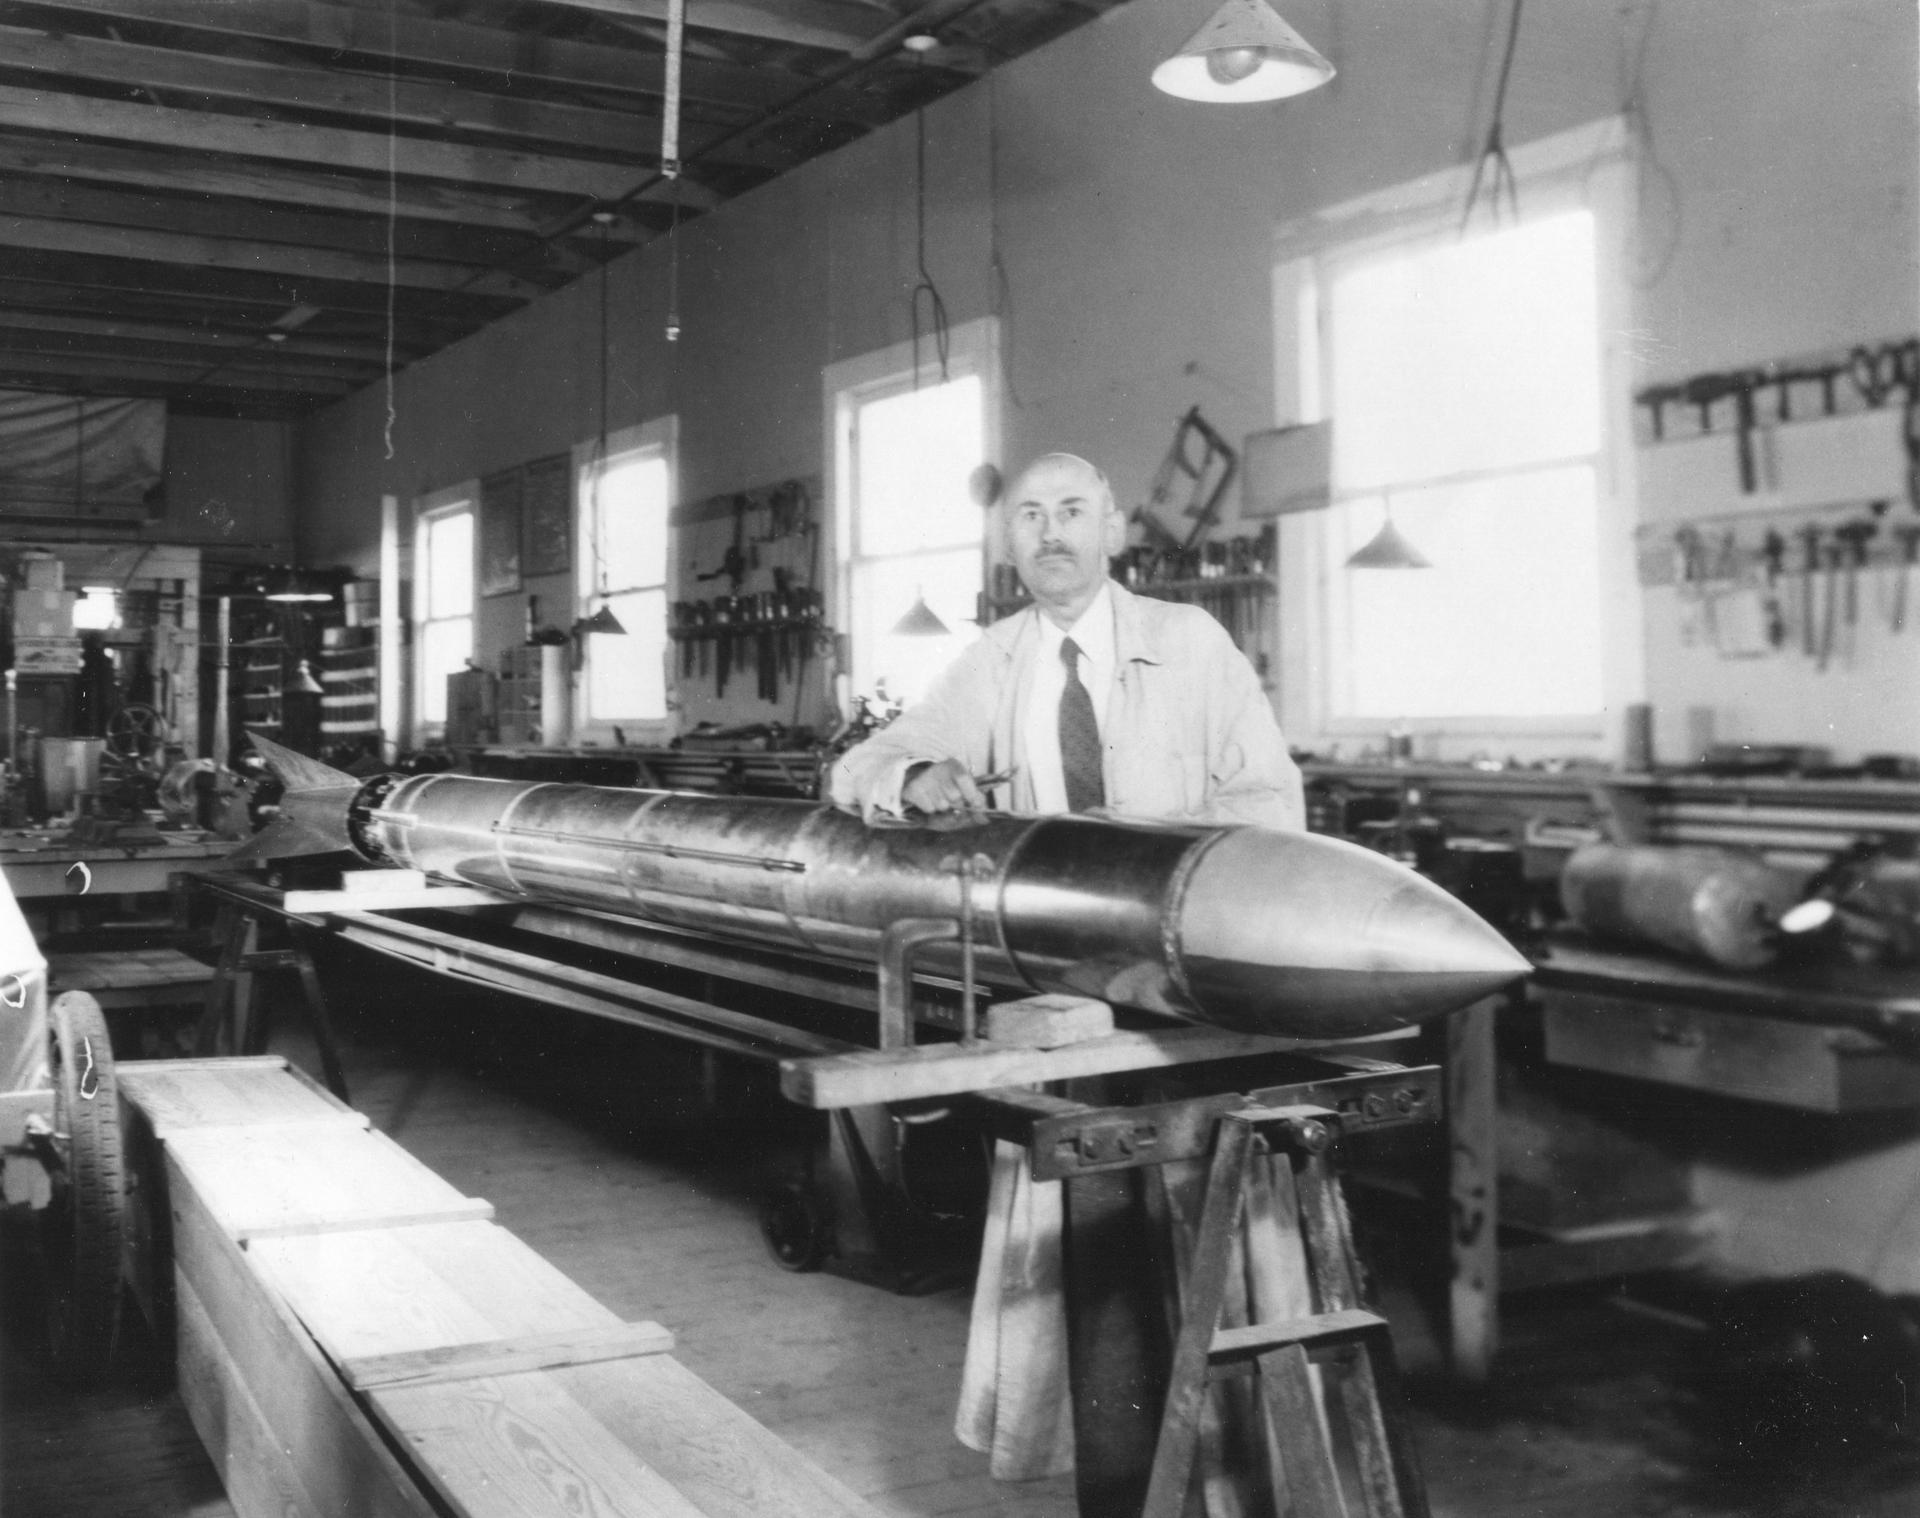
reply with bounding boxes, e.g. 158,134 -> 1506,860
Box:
160,415 -> 294,556
293,0 -> 1917,759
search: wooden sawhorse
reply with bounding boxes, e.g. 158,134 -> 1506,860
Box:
970,1055 -> 1439,1518
192,879 -> 349,1102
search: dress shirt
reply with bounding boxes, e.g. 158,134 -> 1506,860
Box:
1021,582 -> 1116,815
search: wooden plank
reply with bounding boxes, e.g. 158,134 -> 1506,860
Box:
117,1056 -> 363,1138
0,136 -> 564,235
249,1218 -> 625,1365
280,884 -> 511,914
342,1321 -> 676,1391
0,85 -> 713,207
166,1151 -> 442,1518
372,1371 -> 713,1518
0,214 -> 551,300
0,25 -> 792,172
174,1269 -> 325,1518
376,1355 -> 889,1518
533,0 -> 874,50
163,1123 -> 485,1239
781,1026 -> 1366,1108
239,1202 -> 497,1243
30,0 -> 893,125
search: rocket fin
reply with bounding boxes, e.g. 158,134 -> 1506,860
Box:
219,813 -> 352,865
246,730 -> 359,793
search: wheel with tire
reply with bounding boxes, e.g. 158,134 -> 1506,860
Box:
40,991 -> 126,1381
760,1178 -> 830,1273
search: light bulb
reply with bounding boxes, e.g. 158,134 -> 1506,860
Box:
1205,46 -> 1266,84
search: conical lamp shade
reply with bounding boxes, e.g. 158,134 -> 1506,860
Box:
1346,518 -> 1432,570
289,659 -> 324,695
574,604 -> 627,636
1152,0 -> 1335,103
893,591 -> 950,637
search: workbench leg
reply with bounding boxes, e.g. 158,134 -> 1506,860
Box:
1063,1168 -> 1168,1518
1447,996 -> 1500,1383
289,927 -> 350,1103
194,903 -> 257,1058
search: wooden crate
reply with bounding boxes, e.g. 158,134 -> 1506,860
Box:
1541,988 -> 1920,1113
118,1057 -> 887,1518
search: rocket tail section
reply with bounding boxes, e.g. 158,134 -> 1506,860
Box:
224,729 -> 364,862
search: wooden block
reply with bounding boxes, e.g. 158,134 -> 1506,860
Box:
281,884 -> 509,914
984,994 -> 1113,1048
164,1123 -> 487,1239
251,1218 -> 626,1366
118,1056 -> 364,1139
175,1269 -> 326,1518
781,1026 -> 1389,1109
342,1320 -> 675,1391
166,1154 -> 442,1518
346,869 -> 427,893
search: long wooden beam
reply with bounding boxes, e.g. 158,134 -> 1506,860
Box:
0,331 -> 376,388
0,85 -> 720,208
23,0 -> 893,125
0,278 -> 470,348
0,351 -> 358,397
0,177 -> 573,273
0,310 -> 407,365
0,216 -> 556,301
0,26 -> 796,175
522,0 -> 880,52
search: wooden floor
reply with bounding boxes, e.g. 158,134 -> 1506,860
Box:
9,959 -> 1920,1518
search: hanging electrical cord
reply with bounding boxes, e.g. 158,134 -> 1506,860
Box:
1459,0 -> 1525,233
910,98 -> 952,389
663,0 -> 685,342
383,0 -> 399,459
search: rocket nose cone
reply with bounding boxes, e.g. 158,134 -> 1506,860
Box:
1176,829 -> 1531,1039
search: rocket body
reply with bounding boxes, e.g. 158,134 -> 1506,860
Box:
257,737 -> 1529,1040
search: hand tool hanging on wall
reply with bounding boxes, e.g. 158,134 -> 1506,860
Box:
1761,530 -> 1788,649
1818,538 -> 1844,672
1835,514 -> 1881,658
1891,524 -> 1920,633
1798,524 -> 1824,660
699,494 -> 752,589
714,595 -> 734,696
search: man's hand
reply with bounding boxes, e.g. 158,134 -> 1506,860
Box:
902,758 -> 986,814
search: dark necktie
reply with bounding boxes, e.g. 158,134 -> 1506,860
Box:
1058,637 -> 1104,813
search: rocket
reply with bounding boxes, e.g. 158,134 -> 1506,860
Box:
240,734 -> 1529,1041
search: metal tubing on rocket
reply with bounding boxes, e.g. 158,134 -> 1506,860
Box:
247,734 -> 1529,1040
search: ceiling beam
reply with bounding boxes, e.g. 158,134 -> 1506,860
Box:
0,216 -> 558,302
0,327 -> 377,384
0,177 -> 578,273
17,0 -> 894,125
0,309 -> 410,365
0,25 -> 797,175
0,137 -> 621,238
520,0 -> 880,52
0,85 -> 722,208
0,350 -> 358,396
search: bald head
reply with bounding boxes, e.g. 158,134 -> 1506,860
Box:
1004,452 -> 1127,626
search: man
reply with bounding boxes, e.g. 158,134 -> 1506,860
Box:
831,451 -> 1303,1483
832,451 -> 1303,830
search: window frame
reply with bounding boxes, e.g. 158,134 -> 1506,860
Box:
411,482 -> 477,738
823,316 -> 1001,704
1271,117 -> 1643,761
571,414 -> 677,744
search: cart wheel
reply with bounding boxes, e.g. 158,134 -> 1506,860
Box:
761,1179 -> 830,1273
40,991 -> 126,1381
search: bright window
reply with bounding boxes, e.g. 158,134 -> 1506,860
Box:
844,373 -> 986,703
414,496 -> 473,726
577,420 -> 673,727
1325,211 -> 1605,720
1272,121 -> 1639,753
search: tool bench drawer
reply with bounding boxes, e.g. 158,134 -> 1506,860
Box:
1540,989 -> 1920,1113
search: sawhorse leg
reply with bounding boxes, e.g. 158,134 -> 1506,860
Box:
192,899 -> 349,1101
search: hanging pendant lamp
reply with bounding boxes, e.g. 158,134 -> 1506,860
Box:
893,588 -> 950,637
572,604 -> 628,637
1346,513 -> 1432,570
289,659 -> 325,696
1152,0 -> 1335,104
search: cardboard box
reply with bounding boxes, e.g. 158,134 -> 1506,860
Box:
13,588 -> 71,640
13,636 -> 82,674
